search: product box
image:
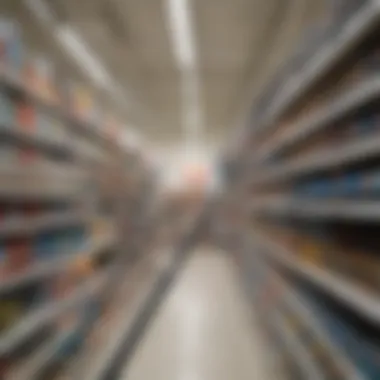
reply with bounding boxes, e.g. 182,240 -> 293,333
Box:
0,18 -> 24,73
16,100 -> 36,132
24,54 -> 57,102
67,82 -> 96,121
34,232 -> 59,262
6,238 -> 32,274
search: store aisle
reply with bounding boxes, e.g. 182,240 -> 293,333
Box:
123,247 -> 276,380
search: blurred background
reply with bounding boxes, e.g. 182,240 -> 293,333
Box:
0,0 -> 379,379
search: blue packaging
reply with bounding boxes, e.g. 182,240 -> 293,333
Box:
0,19 -> 24,73
34,233 -> 59,261
338,172 -> 361,196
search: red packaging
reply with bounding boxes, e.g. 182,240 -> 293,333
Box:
6,238 -> 32,274
18,147 -> 37,165
16,101 -> 36,132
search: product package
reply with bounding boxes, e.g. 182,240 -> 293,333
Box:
6,238 -> 33,275
24,54 -> 57,102
0,18 -> 24,73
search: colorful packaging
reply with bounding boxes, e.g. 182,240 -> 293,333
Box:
16,100 -> 36,132
0,18 -> 24,72
6,238 -> 32,274
306,293 -> 380,379
24,54 -> 56,102
68,83 -> 96,121
72,255 -> 93,278
34,233 -> 58,261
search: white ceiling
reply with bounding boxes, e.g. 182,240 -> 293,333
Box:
3,0 -> 326,147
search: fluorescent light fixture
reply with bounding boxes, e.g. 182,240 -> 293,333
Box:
56,26 -> 112,89
165,0 -> 203,149
165,0 -> 196,70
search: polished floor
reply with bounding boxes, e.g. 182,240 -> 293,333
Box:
123,248 -> 278,380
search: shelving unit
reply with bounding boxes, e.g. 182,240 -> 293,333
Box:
251,198 -> 380,221
0,16 -> 159,380
254,0 -> 380,136
229,1 -> 380,379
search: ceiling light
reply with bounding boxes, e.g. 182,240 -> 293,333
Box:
165,0 -> 203,149
56,26 -> 112,89
165,0 -> 196,70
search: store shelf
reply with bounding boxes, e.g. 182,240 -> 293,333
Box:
85,284 -> 154,380
256,77 -> 380,162
251,198 -> 380,221
0,271 -> 107,355
0,231 -> 116,296
57,254 -> 157,380
0,126 -> 75,158
0,164 -> 85,179
0,66 -> 116,152
258,0 -> 380,134
0,211 -> 89,239
0,165 -> 86,200
238,2 -> 380,380
277,274 -> 365,380
271,312 -> 323,380
6,327 -> 75,380
254,230 -> 380,328
252,133 -> 380,186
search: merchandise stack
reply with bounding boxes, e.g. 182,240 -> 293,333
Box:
0,17 -> 156,380
235,1 -> 380,379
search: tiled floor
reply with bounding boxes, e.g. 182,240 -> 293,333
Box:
123,247 -> 277,380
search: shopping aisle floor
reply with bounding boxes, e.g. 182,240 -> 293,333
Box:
123,247 -> 276,380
